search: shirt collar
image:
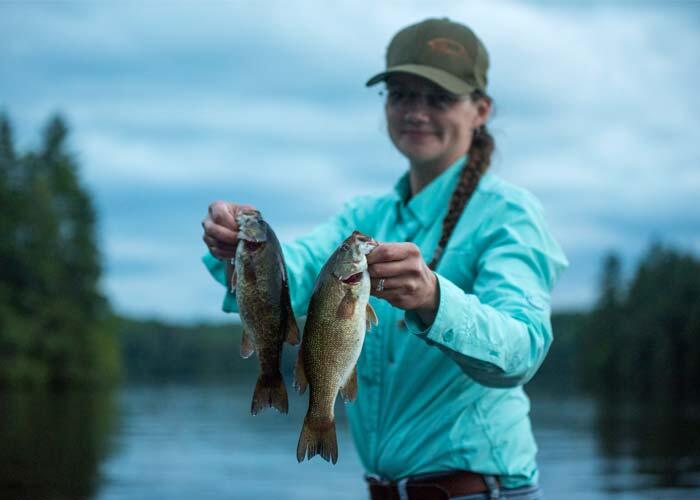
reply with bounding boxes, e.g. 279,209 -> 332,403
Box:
393,155 -> 467,227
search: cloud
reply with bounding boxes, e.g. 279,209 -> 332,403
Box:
1,1 -> 698,320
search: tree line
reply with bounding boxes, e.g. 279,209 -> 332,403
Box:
532,244 -> 700,405
578,245 -> 700,404
0,113 -> 119,388
117,318 -> 251,383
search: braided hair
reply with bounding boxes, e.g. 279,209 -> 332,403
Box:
428,91 -> 495,270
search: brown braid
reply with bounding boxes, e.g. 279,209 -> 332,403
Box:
428,92 -> 495,270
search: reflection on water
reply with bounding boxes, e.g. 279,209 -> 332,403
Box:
96,382 -> 365,500
531,396 -> 700,498
0,390 -> 117,500
595,400 -> 700,492
1,385 -> 699,499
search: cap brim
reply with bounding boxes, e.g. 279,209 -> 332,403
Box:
365,64 -> 476,96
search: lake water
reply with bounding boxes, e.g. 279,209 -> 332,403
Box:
2,384 -> 699,499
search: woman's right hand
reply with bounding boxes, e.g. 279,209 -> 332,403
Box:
201,201 -> 255,260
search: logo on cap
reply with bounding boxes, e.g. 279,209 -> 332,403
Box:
427,37 -> 467,57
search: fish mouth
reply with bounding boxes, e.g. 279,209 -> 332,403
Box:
341,272 -> 364,285
243,240 -> 266,252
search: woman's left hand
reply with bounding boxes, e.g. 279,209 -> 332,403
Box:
367,242 -> 439,324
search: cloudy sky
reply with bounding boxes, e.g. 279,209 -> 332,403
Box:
2,1 -> 698,322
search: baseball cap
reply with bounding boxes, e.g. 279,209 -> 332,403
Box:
366,18 -> 489,96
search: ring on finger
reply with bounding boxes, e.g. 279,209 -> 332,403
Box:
376,278 -> 385,292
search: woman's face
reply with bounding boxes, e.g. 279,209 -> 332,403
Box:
384,74 -> 489,168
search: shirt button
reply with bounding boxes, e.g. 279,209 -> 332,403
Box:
443,329 -> 454,343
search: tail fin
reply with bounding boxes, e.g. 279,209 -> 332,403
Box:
251,372 -> 288,415
296,415 -> 338,464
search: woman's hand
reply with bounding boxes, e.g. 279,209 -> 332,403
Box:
201,201 -> 255,260
367,242 -> 439,325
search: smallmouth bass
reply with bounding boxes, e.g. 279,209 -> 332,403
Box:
294,231 -> 379,464
227,210 -> 299,415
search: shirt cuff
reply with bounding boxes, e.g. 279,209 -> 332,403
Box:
201,252 -> 238,313
202,252 -> 226,285
404,273 -> 461,340
404,273 -> 504,368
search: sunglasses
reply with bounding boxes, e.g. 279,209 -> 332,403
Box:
380,87 -> 466,111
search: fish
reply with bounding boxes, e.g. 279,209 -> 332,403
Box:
226,209 -> 299,415
294,230 -> 379,464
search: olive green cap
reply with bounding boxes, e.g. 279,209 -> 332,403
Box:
366,18 -> 489,96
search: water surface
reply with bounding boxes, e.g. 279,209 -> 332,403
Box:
2,384 -> 699,499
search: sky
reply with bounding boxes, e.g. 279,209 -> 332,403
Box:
1,1 -> 699,322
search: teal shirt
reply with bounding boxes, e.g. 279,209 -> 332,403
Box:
203,157 -> 568,488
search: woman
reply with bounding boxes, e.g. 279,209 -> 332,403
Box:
202,18 -> 567,500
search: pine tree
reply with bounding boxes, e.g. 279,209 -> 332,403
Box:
0,114 -> 119,388
580,252 -> 625,396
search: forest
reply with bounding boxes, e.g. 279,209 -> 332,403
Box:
533,247 -> 700,405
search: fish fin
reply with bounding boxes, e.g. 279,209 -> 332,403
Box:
286,317 -> 300,345
336,289 -> 356,319
240,330 -> 255,359
225,259 -> 237,293
251,372 -> 288,415
283,283 -> 300,345
293,348 -> 308,394
339,365 -> 358,403
296,415 -> 338,464
365,303 -> 378,331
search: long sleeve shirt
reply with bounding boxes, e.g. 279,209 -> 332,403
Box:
202,156 -> 568,488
